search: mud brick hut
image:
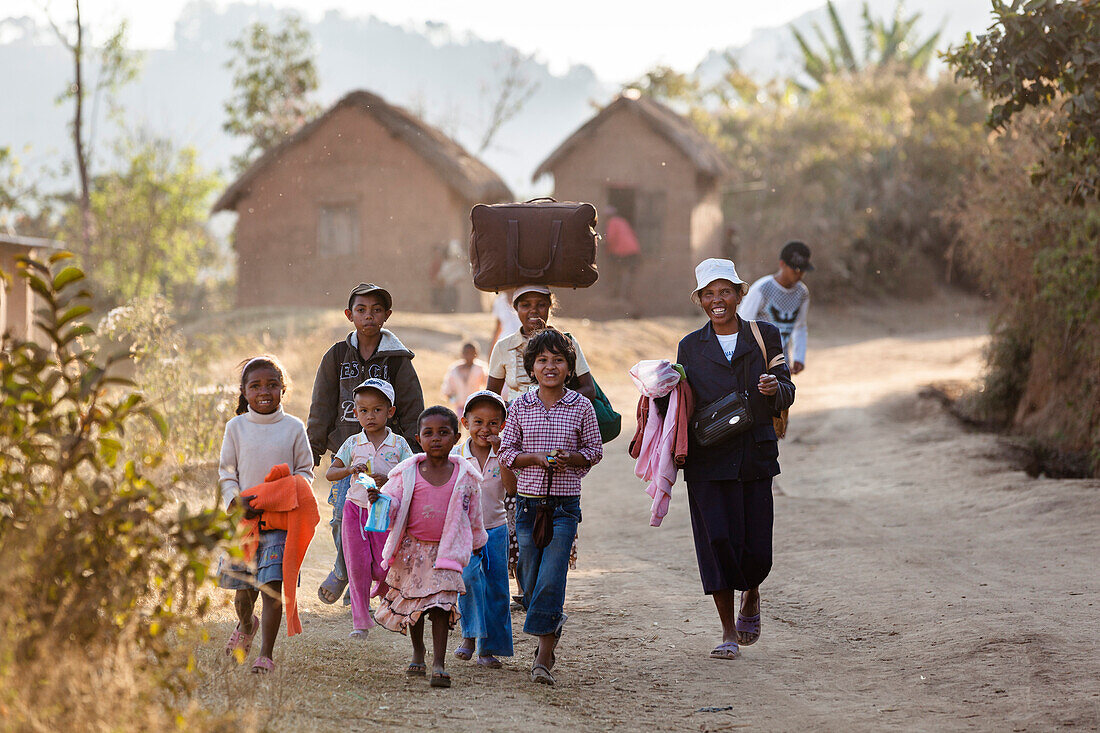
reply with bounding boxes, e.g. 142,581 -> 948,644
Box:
533,92 -> 731,316
213,90 -> 513,311
1,233 -> 62,342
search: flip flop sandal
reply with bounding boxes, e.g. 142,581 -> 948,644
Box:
531,663 -> 555,685
477,656 -> 503,669
454,644 -> 474,661
430,671 -> 452,688
348,629 -> 370,640
736,612 -> 762,646
405,663 -> 427,677
317,571 -> 348,605
225,614 -> 259,658
532,648 -> 557,671
710,642 -> 740,660
251,656 -> 275,674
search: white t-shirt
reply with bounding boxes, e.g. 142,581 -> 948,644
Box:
716,332 -> 739,361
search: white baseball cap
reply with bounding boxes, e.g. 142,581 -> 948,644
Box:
511,284 -> 552,306
462,389 -> 508,416
353,377 -> 395,405
690,258 -> 748,304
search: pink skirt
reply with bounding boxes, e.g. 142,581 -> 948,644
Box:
375,534 -> 464,634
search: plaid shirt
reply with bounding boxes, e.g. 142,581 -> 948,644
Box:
497,388 -> 603,497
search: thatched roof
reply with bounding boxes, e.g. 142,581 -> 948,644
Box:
533,93 -> 731,181
212,90 -> 513,213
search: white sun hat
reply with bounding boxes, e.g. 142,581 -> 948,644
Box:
690,258 -> 749,304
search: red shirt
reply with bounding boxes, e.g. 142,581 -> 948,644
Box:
606,216 -> 641,257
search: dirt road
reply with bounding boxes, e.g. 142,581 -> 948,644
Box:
194,302 -> 1100,731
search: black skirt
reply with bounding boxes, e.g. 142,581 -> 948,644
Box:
686,478 -> 773,593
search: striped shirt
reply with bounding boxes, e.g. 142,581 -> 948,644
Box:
497,389 -> 603,497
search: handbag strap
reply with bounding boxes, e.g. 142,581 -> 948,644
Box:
748,320 -> 787,372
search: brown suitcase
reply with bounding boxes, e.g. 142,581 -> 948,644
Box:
469,198 -> 599,292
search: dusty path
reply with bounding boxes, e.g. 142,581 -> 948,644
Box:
194,303 -> 1100,731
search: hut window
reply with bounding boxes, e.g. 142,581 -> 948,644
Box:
317,204 -> 359,257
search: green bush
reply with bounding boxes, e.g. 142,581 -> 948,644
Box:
713,71 -> 989,299
0,254 -> 234,724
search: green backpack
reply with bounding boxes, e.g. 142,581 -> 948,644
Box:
563,332 -> 621,443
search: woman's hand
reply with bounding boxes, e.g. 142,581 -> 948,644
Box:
758,373 -> 779,396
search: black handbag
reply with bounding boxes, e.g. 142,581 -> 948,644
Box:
690,390 -> 753,447
690,321 -> 775,447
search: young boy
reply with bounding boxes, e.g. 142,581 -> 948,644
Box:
325,378 -> 414,635
452,390 -> 516,668
308,283 -> 425,605
738,241 -> 813,375
441,342 -> 489,414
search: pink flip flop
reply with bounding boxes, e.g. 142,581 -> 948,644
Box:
225,615 -> 259,658
251,656 -> 275,674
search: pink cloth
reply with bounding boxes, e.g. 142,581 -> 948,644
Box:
380,455 -> 488,573
633,388 -> 681,527
606,216 -> 641,257
341,501 -> 389,630
406,469 -> 458,542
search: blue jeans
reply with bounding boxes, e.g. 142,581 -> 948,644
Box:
329,475 -> 352,581
458,524 -> 514,657
515,495 -> 580,637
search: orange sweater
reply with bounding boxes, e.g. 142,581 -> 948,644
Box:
240,464 -> 320,636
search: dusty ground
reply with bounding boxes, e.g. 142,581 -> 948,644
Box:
190,298 -> 1100,731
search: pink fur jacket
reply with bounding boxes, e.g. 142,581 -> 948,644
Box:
380,455 -> 488,572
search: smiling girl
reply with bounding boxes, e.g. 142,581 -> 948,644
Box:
217,355 -> 314,673
497,329 -> 603,686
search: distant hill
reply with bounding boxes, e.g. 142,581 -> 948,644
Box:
0,0 -> 995,201
696,0 -> 995,86
0,1 -> 613,199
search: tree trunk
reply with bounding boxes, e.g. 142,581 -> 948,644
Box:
72,0 -> 92,262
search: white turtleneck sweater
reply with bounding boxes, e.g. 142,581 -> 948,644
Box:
218,406 -> 315,509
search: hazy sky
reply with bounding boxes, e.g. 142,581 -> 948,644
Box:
12,0 -> 826,80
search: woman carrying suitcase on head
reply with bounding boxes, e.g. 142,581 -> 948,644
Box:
676,259 -> 795,661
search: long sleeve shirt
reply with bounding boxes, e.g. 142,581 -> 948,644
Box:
738,275 -> 809,366
218,406 -> 314,509
497,389 -> 603,497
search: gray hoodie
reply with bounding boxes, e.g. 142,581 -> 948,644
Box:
306,329 -> 425,464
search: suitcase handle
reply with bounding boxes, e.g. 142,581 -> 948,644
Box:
507,218 -> 562,280
524,196 -> 558,203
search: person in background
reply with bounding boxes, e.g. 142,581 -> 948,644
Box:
738,241 -> 813,375
441,342 -> 489,414
603,206 -> 642,300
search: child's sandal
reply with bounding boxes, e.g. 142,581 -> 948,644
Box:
430,671 -> 452,688
251,656 -> 275,674
405,662 -> 427,677
225,614 -> 259,659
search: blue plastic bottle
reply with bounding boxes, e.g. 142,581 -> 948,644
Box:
359,473 -> 391,533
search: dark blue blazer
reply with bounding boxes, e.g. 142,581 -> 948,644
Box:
676,317 -> 795,482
